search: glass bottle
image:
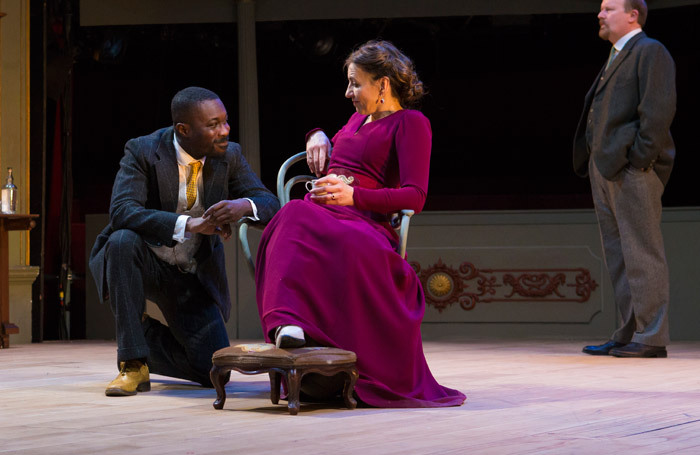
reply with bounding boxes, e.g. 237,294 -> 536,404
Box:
1,167 -> 18,214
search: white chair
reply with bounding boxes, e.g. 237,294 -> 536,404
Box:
238,151 -> 414,275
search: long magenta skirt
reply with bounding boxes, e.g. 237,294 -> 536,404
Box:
256,197 -> 466,407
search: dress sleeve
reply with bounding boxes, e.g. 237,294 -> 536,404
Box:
305,128 -> 324,144
353,111 -> 432,214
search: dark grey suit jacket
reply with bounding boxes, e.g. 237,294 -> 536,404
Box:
573,31 -> 676,186
89,126 -> 280,321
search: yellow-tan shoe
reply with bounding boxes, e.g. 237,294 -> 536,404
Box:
105,360 -> 151,396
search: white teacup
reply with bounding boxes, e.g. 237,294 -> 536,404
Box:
305,174 -> 337,195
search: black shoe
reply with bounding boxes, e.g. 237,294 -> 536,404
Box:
582,340 -> 626,356
609,342 -> 667,358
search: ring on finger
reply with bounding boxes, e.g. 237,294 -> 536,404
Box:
331,193 -> 335,200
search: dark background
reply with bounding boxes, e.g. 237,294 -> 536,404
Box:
31,5 -> 700,339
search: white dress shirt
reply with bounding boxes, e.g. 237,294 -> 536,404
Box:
613,28 -> 642,53
148,134 -> 259,273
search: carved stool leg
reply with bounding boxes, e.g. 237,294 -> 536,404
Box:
342,366 -> 359,410
269,371 -> 281,405
285,368 -> 302,415
210,365 -> 229,410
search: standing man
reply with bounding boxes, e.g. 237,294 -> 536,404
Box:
574,0 -> 676,358
90,87 -> 279,395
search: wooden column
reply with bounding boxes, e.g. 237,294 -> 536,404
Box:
236,0 -> 261,175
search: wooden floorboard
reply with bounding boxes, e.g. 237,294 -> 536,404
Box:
1,339 -> 699,454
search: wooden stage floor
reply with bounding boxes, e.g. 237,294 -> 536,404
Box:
1,339 -> 699,454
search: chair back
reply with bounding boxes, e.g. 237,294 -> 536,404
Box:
239,151 -> 414,276
276,151 -> 413,258
277,152 -> 314,206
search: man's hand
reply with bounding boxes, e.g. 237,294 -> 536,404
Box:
306,130 -> 332,177
186,216 -> 220,236
203,199 -> 253,225
185,217 -> 233,240
216,223 -> 232,241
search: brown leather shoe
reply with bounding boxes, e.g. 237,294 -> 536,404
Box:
609,342 -> 667,358
105,360 -> 151,396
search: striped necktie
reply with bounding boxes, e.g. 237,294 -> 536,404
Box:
605,46 -> 619,70
186,161 -> 202,210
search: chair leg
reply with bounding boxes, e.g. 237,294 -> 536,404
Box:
210,365 -> 229,410
285,368 -> 302,415
269,371 -> 281,405
342,366 -> 359,410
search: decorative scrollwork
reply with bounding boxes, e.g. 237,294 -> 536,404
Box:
503,273 -> 566,298
414,259 -> 598,312
569,268 -> 598,301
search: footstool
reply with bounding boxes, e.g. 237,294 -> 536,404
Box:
210,343 -> 358,415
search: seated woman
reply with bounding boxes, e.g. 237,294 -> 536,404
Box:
256,40 -> 466,408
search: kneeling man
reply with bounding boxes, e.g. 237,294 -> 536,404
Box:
90,87 -> 279,395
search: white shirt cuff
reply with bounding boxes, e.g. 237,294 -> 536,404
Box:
245,198 -> 260,221
173,215 -> 191,243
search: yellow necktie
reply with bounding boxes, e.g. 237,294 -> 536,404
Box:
186,161 -> 202,210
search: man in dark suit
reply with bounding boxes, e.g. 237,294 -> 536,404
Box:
90,87 -> 279,395
573,0 -> 675,358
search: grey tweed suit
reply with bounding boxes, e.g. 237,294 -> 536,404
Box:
573,31 -> 676,347
90,126 -> 279,384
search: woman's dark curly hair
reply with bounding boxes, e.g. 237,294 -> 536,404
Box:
344,40 -> 425,109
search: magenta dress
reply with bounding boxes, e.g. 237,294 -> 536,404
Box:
256,109 -> 466,407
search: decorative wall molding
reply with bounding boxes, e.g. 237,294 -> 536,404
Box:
412,259 -> 598,312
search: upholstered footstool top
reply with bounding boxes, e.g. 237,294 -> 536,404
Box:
213,343 -> 357,368
210,343 -> 358,415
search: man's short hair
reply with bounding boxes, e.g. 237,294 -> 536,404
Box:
625,0 -> 648,27
171,87 -> 220,124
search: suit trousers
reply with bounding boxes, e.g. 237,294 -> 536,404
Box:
589,160 -> 670,346
104,229 -> 230,386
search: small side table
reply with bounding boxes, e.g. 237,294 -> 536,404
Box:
0,214 -> 38,349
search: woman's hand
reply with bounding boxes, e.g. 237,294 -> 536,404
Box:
306,130 -> 332,177
309,174 -> 354,206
